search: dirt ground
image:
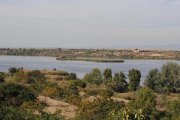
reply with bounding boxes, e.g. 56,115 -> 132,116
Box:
37,96 -> 77,119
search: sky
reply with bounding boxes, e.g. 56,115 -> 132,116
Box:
0,0 -> 180,50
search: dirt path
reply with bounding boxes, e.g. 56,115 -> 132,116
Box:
111,97 -> 129,103
37,96 -> 77,119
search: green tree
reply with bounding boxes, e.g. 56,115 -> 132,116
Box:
113,71 -> 126,83
128,69 -> 141,91
111,71 -> 128,92
84,68 -> 103,85
144,69 -> 159,91
144,63 -> 180,93
158,62 -> 180,93
103,68 -> 112,82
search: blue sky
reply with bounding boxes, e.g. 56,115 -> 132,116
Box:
0,0 -> 180,49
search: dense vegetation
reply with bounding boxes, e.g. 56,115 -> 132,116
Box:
144,62 -> 180,93
0,62 -> 179,120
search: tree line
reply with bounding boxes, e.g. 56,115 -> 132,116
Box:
84,62 -> 180,93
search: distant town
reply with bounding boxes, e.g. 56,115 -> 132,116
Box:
0,48 -> 179,60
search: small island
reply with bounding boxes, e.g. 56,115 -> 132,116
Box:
56,57 -> 124,63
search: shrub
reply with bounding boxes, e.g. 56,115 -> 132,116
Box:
76,98 -> 124,120
27,70 -> 46,84
68,73 -> 77,80
72,80 -> 86,88
0,83 -> 36,106
0,72 -> 5,82
86,87 -> 113,97
128,87 -> 157,119
66,94 -> 82,105
42,86 -> 57,97
14,71 -> 27,82
110,83 -> 128,93
0,106 -> 26,120
166,100 -> 180,120
98,89 -> 114,97
0,105 -> 62,120
8,67 -> 22,74
53,87 -> 65,99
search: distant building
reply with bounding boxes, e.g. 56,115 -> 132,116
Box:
132,48 -> 140,53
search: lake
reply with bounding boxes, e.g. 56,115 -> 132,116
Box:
0,56 -> 179,83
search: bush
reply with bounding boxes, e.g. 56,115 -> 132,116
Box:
14,71 -> 27,83
55,87 -> 66,99
72,80 -> 86,88
27,70 -> 46,84
110,83 -> 128,93
99,89 -> 114,97
0,83 -> 36,106
0,72 -> 5,82
0,106 -> 26,120
166,100 -> 180,120
68,73 -> 77,80
86,88 -> 113,97
8,67 -> 22,74
0,105 -> 62,120
76,98 -> 124,120
66,94 -> 82,105
128,87 -> 157,119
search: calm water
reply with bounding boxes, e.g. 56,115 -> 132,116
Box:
0,56 -> 179,82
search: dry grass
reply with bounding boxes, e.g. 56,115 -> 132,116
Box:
113,92 -> 135,100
